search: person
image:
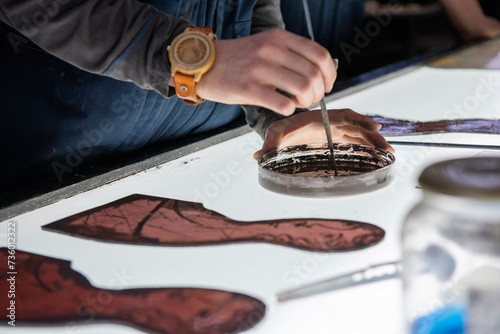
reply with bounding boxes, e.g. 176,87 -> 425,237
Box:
0,0 -> 393,189
439,0 -> 500,42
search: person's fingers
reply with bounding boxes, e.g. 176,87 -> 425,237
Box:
263,65 -> 319,110
252,119 -> 290,160
340,135 -> 373,147
483,16 -> 500,38
326,108 -> 382,131
253,115 -> 309,160
285,32 -> 337,93
198,30 -> 339,115
304,109 -> 381,132
251,41 -> 326,108
253,138 -> 280,160
356,127 -> 394,152
335,125 -> 394,153
253,148 -> 270,160
254,118 -> 394,160
374,137 -> 395,153
244,84 -> 297,116
263,110 -> 386,146
272,62 -> 323,109
254,130 -> 394,160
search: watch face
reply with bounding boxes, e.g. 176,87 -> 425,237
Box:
173,34 -> 211,69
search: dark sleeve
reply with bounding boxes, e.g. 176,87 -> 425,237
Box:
0,0 -> 193,96
242,105 -> 285,139
251,0 -> 285,34
243,105 -> 311,139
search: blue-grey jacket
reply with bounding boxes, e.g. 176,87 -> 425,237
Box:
0,0 -> 284,186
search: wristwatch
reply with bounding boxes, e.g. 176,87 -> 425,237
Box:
168,27 -> 216,105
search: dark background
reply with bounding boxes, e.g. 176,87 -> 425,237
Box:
281,0 -> 500,81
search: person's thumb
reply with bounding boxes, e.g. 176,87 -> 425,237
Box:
253,141 -> 278,160
253,128 -> 285,160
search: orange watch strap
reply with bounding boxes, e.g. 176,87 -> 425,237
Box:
190,27 -> 213,35
174,72 -> 204,105
170,27 -> 214,105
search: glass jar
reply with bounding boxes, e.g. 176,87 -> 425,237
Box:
402,157 -> 500,334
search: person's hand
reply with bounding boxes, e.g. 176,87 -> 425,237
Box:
197,29 -> 337,116
438,0 -> 500,42
253,109 -> 395,159
461,16 -> 500,41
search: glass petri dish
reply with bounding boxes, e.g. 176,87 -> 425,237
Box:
258,143 -> 396,197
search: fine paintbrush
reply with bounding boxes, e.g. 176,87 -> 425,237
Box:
388,141 -> 500,150
277,246 -> 457,303
301,0 -> 338,176
276,261 -> 402,303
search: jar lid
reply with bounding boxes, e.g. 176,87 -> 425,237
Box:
419,157 -> 500,198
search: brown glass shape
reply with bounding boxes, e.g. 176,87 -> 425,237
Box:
0,248 -> 265,334
371,116 -> 500,136
43,194 -> 384,251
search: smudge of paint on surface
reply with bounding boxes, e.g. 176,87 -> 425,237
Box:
371,116 -> 500,136
43,194 -> 385,251
0,248 -> 265,334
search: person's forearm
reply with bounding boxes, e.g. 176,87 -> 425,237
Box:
439,0 -> 484,35
439,0 -> 499,41
0,0 -> 192,96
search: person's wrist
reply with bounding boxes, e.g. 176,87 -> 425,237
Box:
195,72 -> 209,100
195,39 -> 220,101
